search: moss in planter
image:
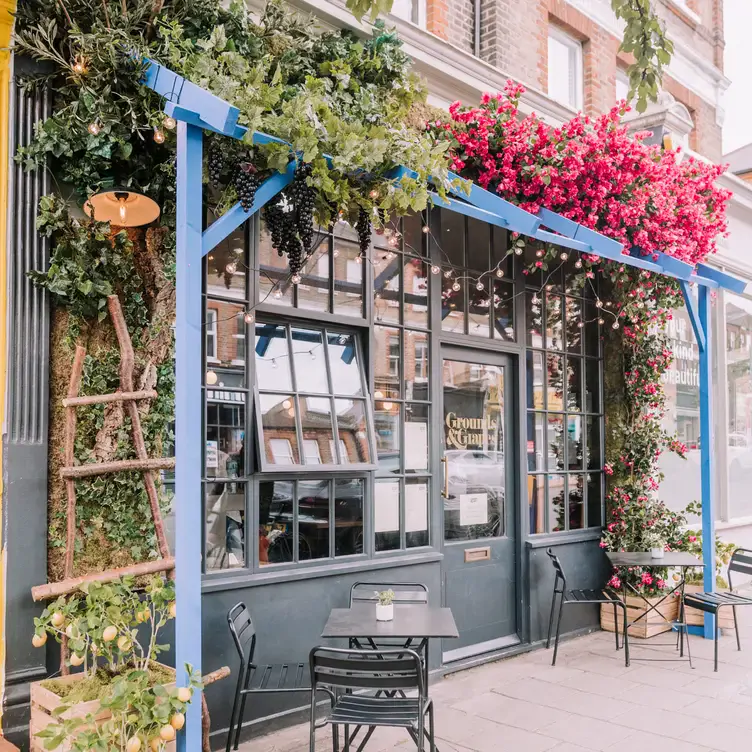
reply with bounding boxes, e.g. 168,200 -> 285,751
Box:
41,664 -> 175,703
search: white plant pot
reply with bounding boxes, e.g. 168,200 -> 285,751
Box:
650,547 -> 665,559
376,603 -> 393,621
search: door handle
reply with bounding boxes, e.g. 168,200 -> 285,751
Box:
441,456 -> 449,498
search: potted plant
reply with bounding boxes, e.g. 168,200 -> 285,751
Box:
30,575 -> 201,752
376,590 -> 395,622
644,530 -> 665,559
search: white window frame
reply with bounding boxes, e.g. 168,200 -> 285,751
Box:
303,439 -> 323,465
615,69 -> 630,105
389,0 -> 426,27
547,27 -> 583,111
206,308 -> 219,363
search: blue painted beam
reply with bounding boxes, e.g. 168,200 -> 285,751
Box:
536,207 -> 580,238
175,122 -> 204,750
690,274 -> 719,290
429,192 -> 509,230
533,229 -> 591,253
144,59 -> 239,136
679,281 -> 706,352
202,162 -> 297,256
696,263 -> 747,294
655,250 -> 695,281
698,284 -> 716,640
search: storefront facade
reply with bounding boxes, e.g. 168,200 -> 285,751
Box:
199,209 -> 610,744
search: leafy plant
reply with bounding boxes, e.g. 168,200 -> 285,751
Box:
377,589 -> 395,606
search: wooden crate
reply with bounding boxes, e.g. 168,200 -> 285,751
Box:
30,666 -> 176,752
600,592 -> 679,639
683,584 -> 736,632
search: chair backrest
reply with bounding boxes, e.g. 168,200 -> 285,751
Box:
547,548 -> 567,591
727,548 -> 752,591
227,602 -> 257,668
310,647 -> 424,697
349,582 -> 429,607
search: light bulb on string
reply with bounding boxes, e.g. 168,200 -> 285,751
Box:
422,225 -> 430,234
596,299 -> 603,308
495,268 -> 504,278
574,260 -> 583,269
452,282 -> 461,292
153,127 -> 166,144
163,115 -> 177,130
244,311 -> 255,324
444,269 -> 453,278
225,262 -> 237,275
535,249 -> 545,258
560,252 -> 568,261
546,284 -> 554,291
87,121 -> 101,136
612,321 -> 620,330
369,189 -> 379,199
577,321 -> 584,328
291,273 -> 302,285
388,235 -> 399,248
514,247 -> 523,255
476,281 -> 484,291
72,57 -> 87,75
206,370 -> 218,386
273,288 -> 283,299
598,318 -> 605,325
431,265 -> 440,275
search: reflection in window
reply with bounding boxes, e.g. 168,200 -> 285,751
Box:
334,399 -> 371,463
261,396 -> 299,466
205,482 -> 245,570
206,309 -> 218,360
205,398 -> 245,478
528,475 -> 546,534
335,479 -> 364,556
259,480 -> 294,565
298,480 -> 329,560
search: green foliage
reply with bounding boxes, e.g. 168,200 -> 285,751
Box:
611,0 -> 674,113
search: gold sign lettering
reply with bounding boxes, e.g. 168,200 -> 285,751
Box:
444,411 -> 498,450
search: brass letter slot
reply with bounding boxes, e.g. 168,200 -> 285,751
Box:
464,546 -> 491,563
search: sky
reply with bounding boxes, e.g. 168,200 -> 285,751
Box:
722,0 -> 752,155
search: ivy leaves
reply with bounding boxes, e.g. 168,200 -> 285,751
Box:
611,0 -> 674,113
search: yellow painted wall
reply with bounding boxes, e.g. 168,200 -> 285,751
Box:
0,0 -> 15,732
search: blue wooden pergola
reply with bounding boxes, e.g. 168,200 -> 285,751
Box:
141,59 -> 746,750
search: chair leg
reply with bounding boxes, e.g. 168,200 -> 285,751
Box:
226,664 -> 245,752
343,724 -> 350,752
416,707 -> 425,752
428,703 -> 436,752
546,590 -> 558,649
733,606 -> 741,651
332,724 -> 339,752
612,602 -> 620,651
715,613 -> 720,672
234,687 -> 250,749
621,605 -> 630,667
552,596 -> 565,666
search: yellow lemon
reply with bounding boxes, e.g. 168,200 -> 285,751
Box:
65,624 -> 76,638
32,633 -> 47,648
176,687 -> 192,703
170,713 -> 185,730
117,635 -> 131,651
169,602 -> 177,619
159,725 -> 176,742
149,738 -> 162,752
126,737 -> 141,752
69,653 -> 85,667
102,625 -> 118,642
51,612 -> 65,628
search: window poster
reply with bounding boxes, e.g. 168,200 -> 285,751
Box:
404,422 -> 428,470
206,440 -> 219,469
405,483 -> 428,532
375,481 -> 400,533
459,493 -> 488,526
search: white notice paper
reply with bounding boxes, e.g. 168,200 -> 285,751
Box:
404,422 -> 428,471
206,440 -> 219,469
405,483 -> 428,533
460,493 -> 488,526
375,481 -> 400,533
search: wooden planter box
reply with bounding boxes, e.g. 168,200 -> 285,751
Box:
600,592 -> 679,639
30,665 -> 176,752
683,583 -> 736,632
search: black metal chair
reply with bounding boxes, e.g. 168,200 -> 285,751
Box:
682,547 -> 752,671
225,602 -> 311,752
309,646 -> 435,752
546,548 -> 630,667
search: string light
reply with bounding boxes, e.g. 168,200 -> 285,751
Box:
560,252 -> 568,261
546,284 -> 554,291
496,268 -> 504,278
574,260 -> 583,269
87,122 -> 101,136
72,57 -> 87,75
476,281 -> 484,291
431,265 -> 440,275
535,249 -> 545,258
206,370 -> 218,385
452,281 -> 461,292
273,288 -> 283,299
444,270 -> 453,278
596,299 -> 603,308
422,225 -> 430,234
244,311 -> 255,324
612,321 -> 620,329
153,127 -> 166,144
163,115 -> 177,130
225,262 -> 237,275
369,189 -> 379,199
577,321 -> 584,328
598,318 -> 605,325
514,247 -> 523,255
291,273 -> 302,284
388,235 -> 399,248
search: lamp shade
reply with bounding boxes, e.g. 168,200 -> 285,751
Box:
83,188 -> 160,228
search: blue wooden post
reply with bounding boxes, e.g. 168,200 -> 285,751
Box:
175,121 -> 204,750
698,284 -> 716,639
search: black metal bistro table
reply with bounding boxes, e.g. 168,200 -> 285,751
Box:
322,604 -> 459,750
605,551 -> 703,666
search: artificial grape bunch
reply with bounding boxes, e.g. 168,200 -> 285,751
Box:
234,162 -> 259,211
207,142 -> 224,187
356,206 -> 371,256
289,162 -> 315,256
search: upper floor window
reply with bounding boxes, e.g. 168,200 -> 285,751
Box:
615,69 -> 630,104
390,0 -> 425,25
548,27 -> 583,110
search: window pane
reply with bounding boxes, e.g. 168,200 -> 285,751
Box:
566,297 -> 582,353
585,358 -> 601,412
335,399 -> 371,463
298,479 -> 330,560
548,33 -> 579,108
299,397 -> 335,465
527,412 -> 545,471
526,351 -> 545,410
405,403 -> 429,472
255,324 -> 292,391
206,308 -> 217,362
586,416 -> 601,470
468,281 -> 491,337
205,482 -> 245,570
406,478 -> 429,548
404,256 -> 429,329
260,394 -> 300,465
374,251 -> 401,325
375,402 -> 400,474
375,479 -> 400,552
528,475 -> 546,534
441,210 -> 465,266
547,354 -> 564,411
568,474 -> 585,530
467,217 -> 490,272
327,332 -> 363,396
442,274 -> 466,333
402,213 -> 425,256
297,246 -> 330,312
405,330 -> 429,401
333,239 -> 363,317
374,326 -> 401,399
567,356 -> 583,411
547,414 -> 565,470
206,228 -> 247,300
548,474 -> 566,532
205,396 -> 245,478
291,327 -> 329,394
584,302 -> 600,356
205,302 -> 246,388
567,415 -> 584,470
587,473 -> 603,527
258,227 -> 292,306
526,292 -> 544,348
335,479 -> 364,556
546,293 -> 564,350
259,480 -> 294,565
493,280 -> 515,341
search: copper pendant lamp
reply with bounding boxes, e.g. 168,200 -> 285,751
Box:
83,187 -> 161,228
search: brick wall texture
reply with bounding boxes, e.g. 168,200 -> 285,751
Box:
427,0 -> 724,161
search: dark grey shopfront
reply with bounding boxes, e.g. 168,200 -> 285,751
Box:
199,208 -> 610,746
